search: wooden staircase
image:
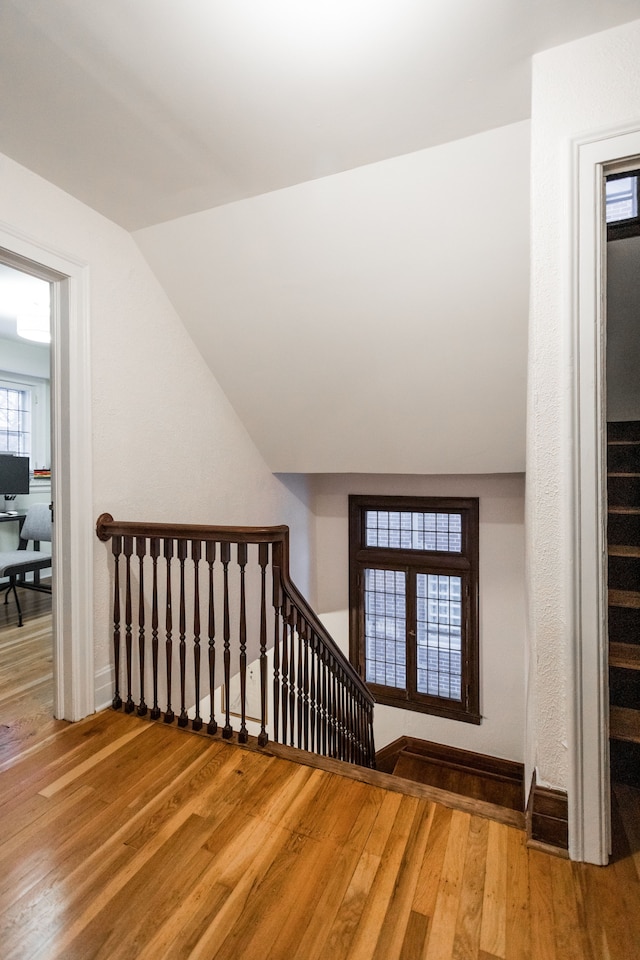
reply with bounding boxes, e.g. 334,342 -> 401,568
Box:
608,422 -> 640,784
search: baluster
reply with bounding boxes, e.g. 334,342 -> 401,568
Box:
347,680 -> 357,763
289,606 -> 297,748
111,536 -> 123,710
192,540 -> 203,732
302,618 -> 309,751
177,539 -> 189,727
150,538 -> 161,720
164,538 -> 175,723
221,541 -> 232,739
331,662 -> 339,758
318,646 -> 327,757
281,599 -> 290,744
258,543 -> 269,747
296,612 -> 304,749
309,632 -> 316,754
343,678 -> 350,763
136,537 -> 148,716
237,542 -> 248,744
206,541 -> 217,734
272,563 -> 282,744
340,676 -> 347,761
123,536 -> 134,713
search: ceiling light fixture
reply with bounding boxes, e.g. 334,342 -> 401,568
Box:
16,297 -> 51,344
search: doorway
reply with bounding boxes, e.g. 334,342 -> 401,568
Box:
0,231 -> 93,724
604,167 -> 640,788
0,262 -> 54,749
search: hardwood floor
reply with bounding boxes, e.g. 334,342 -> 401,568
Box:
0,582 -> 62,766
1,709 -> 639,960
1,589 -> 639,958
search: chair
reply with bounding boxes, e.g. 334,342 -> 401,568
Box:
0,503 -> 52,627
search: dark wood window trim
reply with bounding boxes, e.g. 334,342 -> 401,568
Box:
349,494 -> 480,725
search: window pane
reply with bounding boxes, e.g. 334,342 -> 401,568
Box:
364,568 -> 406,689
0,387 -> 31,455
416,573 -> 462,701
606,175 -> 638,223
365,510 -> 462,552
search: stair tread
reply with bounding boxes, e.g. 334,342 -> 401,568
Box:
610,706 -> 640,744
609,545 -> 640,557
609,589 -> 640,609
608,440 -> 640,446
609,506 -> 640,515
608,472 -> 640,478
609,642 -> 640,670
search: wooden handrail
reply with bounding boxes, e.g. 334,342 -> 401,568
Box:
96,513 -> 376,767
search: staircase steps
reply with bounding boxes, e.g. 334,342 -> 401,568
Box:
609,642 -> 640,671
608,422 -> 640,784
376,737 -> 524,814
610,706 -> 640,744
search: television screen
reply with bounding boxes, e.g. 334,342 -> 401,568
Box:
0,455 -> 30,495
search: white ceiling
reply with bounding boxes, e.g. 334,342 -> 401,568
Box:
0,264 -> 50,343
2,0 -> 640,230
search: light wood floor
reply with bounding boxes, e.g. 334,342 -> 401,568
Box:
0,583 -> 62,766
0,709 -> 639,960
1,591 -> 639,958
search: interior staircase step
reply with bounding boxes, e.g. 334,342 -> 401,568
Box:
609,545 -> 640,558
608,443 -> 640,473
610,705 -> 640,744
609,642 -> 640,671
608,475 -> 640,507
609,589 -> 640,609
609,599 -> 640,642
608,554 -> 640,591
608,421 -> 640,442
391,749 -> 523,810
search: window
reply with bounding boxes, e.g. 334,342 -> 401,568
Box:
0,382 -> 30,454
606,170 -> 640,239
0,375 -> 50,469
349,495 -> 480,724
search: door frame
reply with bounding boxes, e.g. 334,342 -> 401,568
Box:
569,124 -> 640,863
0,224 -> 93,721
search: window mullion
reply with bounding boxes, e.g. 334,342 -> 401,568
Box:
406,569 -> 417,699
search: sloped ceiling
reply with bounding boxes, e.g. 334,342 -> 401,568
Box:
1,0 -> 640,230
2,2 -> 640,473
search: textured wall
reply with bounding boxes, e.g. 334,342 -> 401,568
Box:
0,151 -> 316,689
528,18 -> 640,790
134,121 -> 530,475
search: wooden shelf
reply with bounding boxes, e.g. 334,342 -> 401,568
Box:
610,706 -> 640,744
609,642 -> 640,671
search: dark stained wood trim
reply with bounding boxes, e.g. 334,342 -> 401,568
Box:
348,494 -> 480,724
375,735 -> 524,810
526,771 -> 569,854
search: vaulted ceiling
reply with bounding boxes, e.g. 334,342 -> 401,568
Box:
3,2 -> 640,473
2,1 -> 640,231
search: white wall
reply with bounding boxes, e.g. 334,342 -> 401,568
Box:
0,150 -> 316,697
528,18 -> 640,792
135,120 -> 530,476
312,472 -> 526,762
607,234 -> 640,421
0,336 -> 49,379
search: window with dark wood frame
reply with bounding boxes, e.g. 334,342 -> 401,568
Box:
349,495 -> 480,724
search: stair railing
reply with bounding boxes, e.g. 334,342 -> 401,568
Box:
96,514 -> 376,768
